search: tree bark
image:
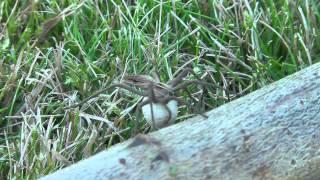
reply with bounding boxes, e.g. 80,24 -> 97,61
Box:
42,63 -> 320,180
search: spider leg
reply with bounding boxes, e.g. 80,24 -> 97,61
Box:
134,98 -> 152,135
147,82 -> 158,130
159,95 -> 185,107
168,68 -> 198,87
184,89 -> 208,119
159,96 -> 184,125
169,67 -> 227,93
111,83 -> 149,97
156,99 -> 172,126
188,81 -> 208,114
163,105 -> 171,125
173,79 -> 223,92
172,79 -> 210,119
150,101 -> 156,130
65,83 -> 149,109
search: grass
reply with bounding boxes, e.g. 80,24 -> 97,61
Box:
0,0 -> 319,178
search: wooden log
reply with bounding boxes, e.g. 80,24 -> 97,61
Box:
41,63 -> 320,180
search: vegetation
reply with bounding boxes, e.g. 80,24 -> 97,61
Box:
0,0 -> 319,178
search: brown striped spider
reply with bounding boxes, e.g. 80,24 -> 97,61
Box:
66,68 -> 214,135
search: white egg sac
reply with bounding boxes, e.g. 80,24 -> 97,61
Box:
141,99 -> 178,129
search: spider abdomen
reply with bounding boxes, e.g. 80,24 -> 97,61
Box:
141,99 -> 178,129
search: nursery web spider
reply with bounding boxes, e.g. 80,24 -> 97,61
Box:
66,68 -> 215,135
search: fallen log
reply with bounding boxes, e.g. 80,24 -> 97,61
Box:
42,63 -> 320,180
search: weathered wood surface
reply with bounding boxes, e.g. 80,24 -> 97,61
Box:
42,63 -> 320,180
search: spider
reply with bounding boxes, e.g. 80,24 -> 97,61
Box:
66,68 -> 217,135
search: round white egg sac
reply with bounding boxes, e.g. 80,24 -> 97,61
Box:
141,100 -> 178,129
